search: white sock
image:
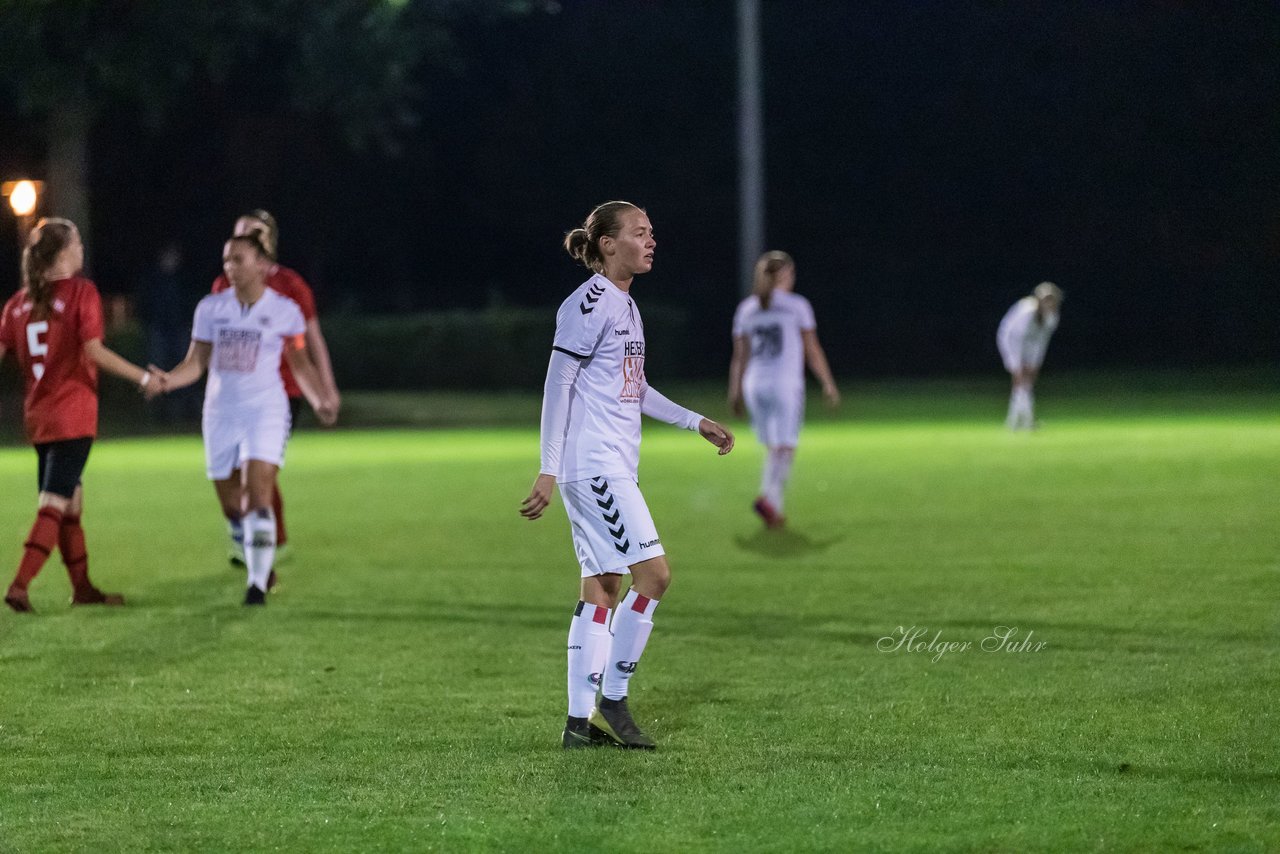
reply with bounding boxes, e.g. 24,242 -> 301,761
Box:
244,507 -> 276,591
759,453 -> 775,504
567,601 -> 611,718
1022,388 -> 1036,426
227,514 -> 243,548
602,589 -> 658,701
765,448 -> 795,512
1010,387 -> 1033,429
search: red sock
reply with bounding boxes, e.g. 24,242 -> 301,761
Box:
60,514 -> 92,594
12,507 -> 64,591
272,483 -> 287,546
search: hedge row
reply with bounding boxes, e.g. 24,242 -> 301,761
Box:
105,305 -> 695,392
322,305 -> 696,391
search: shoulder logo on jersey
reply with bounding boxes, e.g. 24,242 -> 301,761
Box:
52,298 -> 66,314
614,327 -> 630,336
579,282 -> 606,315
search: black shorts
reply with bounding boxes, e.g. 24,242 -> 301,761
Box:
289,395 -> 303,426
35,437 -> 94,499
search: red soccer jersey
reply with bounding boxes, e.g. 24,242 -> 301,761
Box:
212,264 -> 317,398
0,277 -> 104,444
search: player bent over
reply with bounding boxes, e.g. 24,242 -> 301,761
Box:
159,233 -> 337,605
521,201 -> 734,750
997,282 -> 1063,430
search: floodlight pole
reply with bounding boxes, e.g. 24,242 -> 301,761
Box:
737,0 -> 764,297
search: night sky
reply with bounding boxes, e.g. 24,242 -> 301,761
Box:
0,1 -> 1276,377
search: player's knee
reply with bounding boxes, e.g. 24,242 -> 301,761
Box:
628,557 -> 670,598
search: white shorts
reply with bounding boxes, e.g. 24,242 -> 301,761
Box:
560,476 -> 665,577
744,381 -> 805,448
1000,344 -> 1046,374
203,408 -> 292,480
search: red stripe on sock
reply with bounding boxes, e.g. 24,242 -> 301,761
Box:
631,593 -> 651,614
592,606 -> 608,624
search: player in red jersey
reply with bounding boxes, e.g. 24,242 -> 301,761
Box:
209,210 -> 339,564
0,219 -> 164,613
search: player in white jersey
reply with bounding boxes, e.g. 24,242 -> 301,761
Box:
728,251 -> 839,529
997,281 -> 1062,430
520,201 -> 734,750
158,234 -> 337,604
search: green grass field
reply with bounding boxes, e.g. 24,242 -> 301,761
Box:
0,377 -> 1276,852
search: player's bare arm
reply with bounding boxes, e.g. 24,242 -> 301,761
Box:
304,318 -> 341,411
520,473 -> 557,520
82,338 -> 159,396
158,340 -> 212,393
727,334 -> 750,416
801,329 -> 840,407
284,342 -> 338,426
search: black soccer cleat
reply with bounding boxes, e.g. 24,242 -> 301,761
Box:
70,587 -> 125,606
562,715 -> 610,750
243,585 -> 267,606
589,697 -> 656,750
4,586 -> 34,614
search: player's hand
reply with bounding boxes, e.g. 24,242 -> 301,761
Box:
698,418 -> 734,455
316,396 -> 339,427
822,382 -> 841,408
728,391 -> 744,418
520,473 -> 557,520
141,367 -> 166,400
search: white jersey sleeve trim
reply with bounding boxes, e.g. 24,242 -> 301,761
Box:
192,295 -> 215,343
640,384 -> 703,431
539,349 -> 583,476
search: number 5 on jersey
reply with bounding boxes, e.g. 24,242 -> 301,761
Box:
26,321 -> 48,380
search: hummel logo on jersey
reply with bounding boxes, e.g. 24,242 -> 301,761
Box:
615,661 -> 638,674
614,327 -> 630,336
259,316 -> 272,326
639,538 -> 660,549
579,283 -> 606,314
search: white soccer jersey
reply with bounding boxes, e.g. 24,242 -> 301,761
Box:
997,296 -> 1058,372
732,290 -> 816,390
551,274 -> 648,483
192,288 -> 306,416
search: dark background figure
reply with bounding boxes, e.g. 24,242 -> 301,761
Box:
135,242 -> 198,422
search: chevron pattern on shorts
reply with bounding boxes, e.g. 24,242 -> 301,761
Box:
590,476 -> 629,553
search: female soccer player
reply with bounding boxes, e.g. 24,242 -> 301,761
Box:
161,233 -> 337,605
997,281 -> 1063,430
520,201 -> 735,750
210,210 -> 340,564
727,251 -> 840,530
0,218 -> 161,613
